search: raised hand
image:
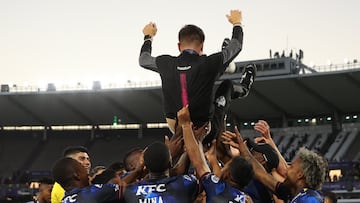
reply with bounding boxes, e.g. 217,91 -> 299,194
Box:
177,105 -> 192,127
254,120 -> 271,140
226,10 -> 242,26
142,22 -> 157,37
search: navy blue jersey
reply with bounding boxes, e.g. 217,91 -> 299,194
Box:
201,173 -> 246,203
62,184 -> 122,203
243,179 -> 273,203
291,188 -> 324,203
275,183 -> 324,203
123,174 -> 198,203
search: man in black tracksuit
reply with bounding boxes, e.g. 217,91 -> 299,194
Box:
139,9 -> 255,144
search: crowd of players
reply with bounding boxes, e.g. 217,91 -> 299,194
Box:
24,9 -> 339,203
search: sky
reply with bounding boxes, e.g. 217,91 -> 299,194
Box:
0,0 -> 359,86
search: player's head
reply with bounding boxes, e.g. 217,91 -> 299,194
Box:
144,141 -> 171,174
284,148 -> 327,190
52,157 -> 89,191
108,161 -> 126,177
37,177 -> 54,203
89,165 -> 106,181
246,138 -> 279,172
123,147 -> 143,172
178,24 -> 205,54
91,169 -> 122,185
221,156 -> 253,190
63,146 -> 91,173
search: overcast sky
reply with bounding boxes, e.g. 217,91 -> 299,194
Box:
1,0 -> 359,86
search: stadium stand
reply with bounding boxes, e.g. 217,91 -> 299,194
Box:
0,58 -> 359,201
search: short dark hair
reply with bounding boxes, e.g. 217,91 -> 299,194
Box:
89,165 -> 106,177
52,157 -> 78,188
39,177 -> 55,185
178,24 -> 205,45
63,146 -> 89,157
108,162 -> 125,171
91,169 -> 117,184
229,156 -> 253,189
123,147 -> 142,171
144,142 -> 170,173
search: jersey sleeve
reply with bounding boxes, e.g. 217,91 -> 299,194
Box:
93,183 -> 123,201
181,174 -> 200,199
200,173 -> 226,198
139,39 -> 158,72
220,25 -> 243,69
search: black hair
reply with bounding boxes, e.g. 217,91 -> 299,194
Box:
108,162 -> 125,171
123,147 -> 142,171
143,142 -> 170,173
39,177 -> 55,185
229,156 -> 254,189
178,24 -> 205,45
52,157 -> 78,188
91,169 -> 116,184
89,165 -> 106,177
63,146 -> 89,157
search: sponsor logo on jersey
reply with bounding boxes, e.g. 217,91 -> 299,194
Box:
177,66 -> 192,71
139,196 -> 164,203
63,194 -> 78,203
136,184 -> 166,195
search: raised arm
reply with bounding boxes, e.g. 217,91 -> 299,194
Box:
204,140 -> 222,177
254,120 -> 288,177
139,22 -> 158,72
222,127 -> 278,192
178,105 -> 211,179
221,10 -> 244,67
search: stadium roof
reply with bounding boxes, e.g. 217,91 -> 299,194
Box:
0,67 -> 359,127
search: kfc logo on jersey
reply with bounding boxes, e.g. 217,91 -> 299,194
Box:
62,194 -> 78,203
136,184 -> 166,195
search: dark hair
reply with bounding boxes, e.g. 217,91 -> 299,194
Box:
52,157 -> 78,188
229,156 -> 253,189
89,165 -> 106,177
39,177 -> 55,185
144,142 -> 170,173
63,146 -> 89,157
91,169 -> 116,184
108,162 -> 125,171
178,24 -> 205,45
123,147 -> 142,171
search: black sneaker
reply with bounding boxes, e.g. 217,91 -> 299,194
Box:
232,64 -> 256,98
222,38 -> 230,50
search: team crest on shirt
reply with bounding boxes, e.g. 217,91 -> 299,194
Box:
211,175 -> 220,183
